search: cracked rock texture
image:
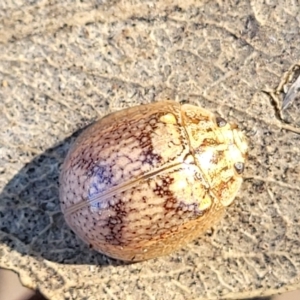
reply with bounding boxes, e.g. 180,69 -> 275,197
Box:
1,1 -> 300,299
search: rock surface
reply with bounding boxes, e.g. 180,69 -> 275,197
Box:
0,0 -> 300,299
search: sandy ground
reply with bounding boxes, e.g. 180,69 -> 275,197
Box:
1,268 -> 300,300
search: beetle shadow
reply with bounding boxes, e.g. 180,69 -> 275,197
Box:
0,125 -> 130,267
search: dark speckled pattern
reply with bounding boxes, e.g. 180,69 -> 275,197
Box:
59,101 -> 247,261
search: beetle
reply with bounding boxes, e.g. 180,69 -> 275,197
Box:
59,101 -> 248,261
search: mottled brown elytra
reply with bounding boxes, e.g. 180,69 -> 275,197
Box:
59,101 -> 248,261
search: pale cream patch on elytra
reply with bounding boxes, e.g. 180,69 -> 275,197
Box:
159,113 -> 177,124
198,195 -> 212,210
168,164 -> 211,209
149,113 -> 184,162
